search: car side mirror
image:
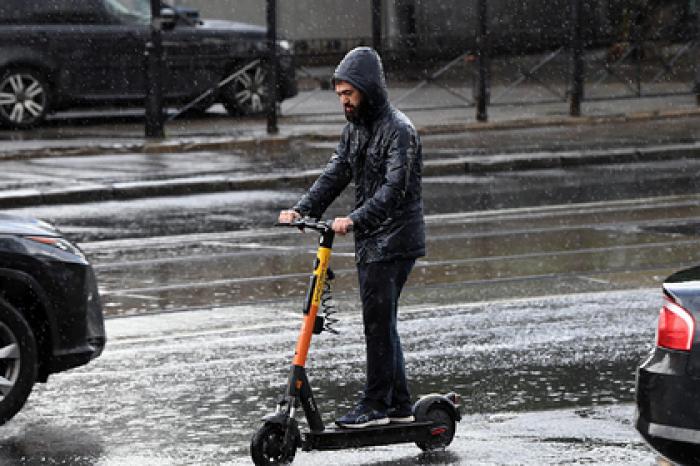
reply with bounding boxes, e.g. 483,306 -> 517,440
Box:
177,7 -> 201,22
159,7 -> 177,31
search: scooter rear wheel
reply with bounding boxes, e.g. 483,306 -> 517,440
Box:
250,422 -> 298,465
415,405 -> 456,451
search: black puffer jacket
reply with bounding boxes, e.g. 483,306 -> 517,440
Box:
294,47 -> 425,264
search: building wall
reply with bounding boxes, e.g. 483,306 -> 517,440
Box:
171,0 -> 555,43
172,0 -> 374,40
171,0 -> 261,25
170,1 -> 691,54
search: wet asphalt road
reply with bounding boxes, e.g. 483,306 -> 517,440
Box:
0,289 -> 659,465
2,149 -> 700,463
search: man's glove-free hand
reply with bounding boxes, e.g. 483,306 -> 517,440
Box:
278,210 -> 301,224
332,217 -> 354,235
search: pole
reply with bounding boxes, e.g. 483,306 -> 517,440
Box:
372,0 -> 382,53
632,8 -> 643,97
145,0 -> 165,138
266,0 -> 278,134
569,0 -> 585,116
475,0 -> 489,122
695,5 -> 700,106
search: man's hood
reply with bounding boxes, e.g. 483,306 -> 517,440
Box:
332,47 -> 388,119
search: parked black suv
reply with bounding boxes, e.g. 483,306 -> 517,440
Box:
0,0 -> 297,128
0,213 -> 105,424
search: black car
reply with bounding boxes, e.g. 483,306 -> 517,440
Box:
0,213 -> 105,424
0,0 -> 297,128
636,265 -> 700,464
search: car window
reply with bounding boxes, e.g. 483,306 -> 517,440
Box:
0,0 -> 35,24
0,0 -> 113,25
102,0 -> 151,25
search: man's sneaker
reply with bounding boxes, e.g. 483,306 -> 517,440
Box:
335,404 -> 389,429
387,405 -> 414,423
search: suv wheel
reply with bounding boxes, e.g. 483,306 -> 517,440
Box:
0,298 -> 37,425
0,69 -> 50,129
222,64 -> 268,116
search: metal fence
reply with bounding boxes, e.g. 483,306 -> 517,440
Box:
146,0 -> 699,135
282,0 -> 699,125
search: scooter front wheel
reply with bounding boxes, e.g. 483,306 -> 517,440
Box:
250,422 -> 299,465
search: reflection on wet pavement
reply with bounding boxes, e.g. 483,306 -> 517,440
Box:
0,424 -> 103,466
60,193 -> 700,318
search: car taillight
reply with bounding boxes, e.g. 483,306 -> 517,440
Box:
656,297 -> 695,351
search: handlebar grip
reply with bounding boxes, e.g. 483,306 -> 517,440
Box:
276,218 -> 354,233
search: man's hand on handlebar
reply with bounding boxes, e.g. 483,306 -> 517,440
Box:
278,209 -> 301,224
278,211 -> 353,234
332,217 -> 354,235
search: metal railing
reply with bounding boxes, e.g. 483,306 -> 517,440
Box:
285,0 -> 699,123
147,0 -> 699,136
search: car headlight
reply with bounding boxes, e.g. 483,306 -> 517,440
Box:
25,236 -> 86,260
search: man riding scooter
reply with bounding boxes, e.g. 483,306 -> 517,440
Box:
278,46 -> 425,428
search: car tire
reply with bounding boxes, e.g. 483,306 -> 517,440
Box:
0,68 -> 50,129
0,298 -> 37,425
221,63 -> 269,116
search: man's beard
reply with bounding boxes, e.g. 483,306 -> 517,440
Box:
344,100 -> 367,124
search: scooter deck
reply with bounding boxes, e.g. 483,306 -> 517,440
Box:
302,421 -> 433,451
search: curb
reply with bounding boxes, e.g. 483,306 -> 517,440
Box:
1,142 -> 697,209
424,142 -> 700,175
417,107 -> 700,136
0,171 -> 324,209
0,134 -> 299,161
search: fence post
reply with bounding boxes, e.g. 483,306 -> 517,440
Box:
145,0 -> 165,139
475,0 -> 489,122
372,0 -> 382,53
266,0 -> 278,134
695,7 -> 700,106
569,0 -> 585,116
631,8 -> 643,97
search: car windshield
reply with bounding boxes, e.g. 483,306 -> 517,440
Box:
102,0 -> 151,24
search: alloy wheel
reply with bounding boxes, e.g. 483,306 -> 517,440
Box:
0,322 -> 20,401
232,65 -> 268,114
0,71 -> 48,127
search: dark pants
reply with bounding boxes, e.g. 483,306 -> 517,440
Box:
357,258 -> 415,411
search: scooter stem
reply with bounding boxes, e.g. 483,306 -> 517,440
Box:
292,226 -> 334,367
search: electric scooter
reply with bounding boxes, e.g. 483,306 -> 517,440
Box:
250,218 -> 461,465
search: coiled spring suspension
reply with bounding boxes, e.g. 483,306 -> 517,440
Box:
321,269 -> 339,334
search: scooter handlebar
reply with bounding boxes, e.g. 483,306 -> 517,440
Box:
275,218 -> 353,233
276,218 -> 332,232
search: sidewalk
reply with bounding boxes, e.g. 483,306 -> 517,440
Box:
1,84 -> 698,158
0,84 -> 698,209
